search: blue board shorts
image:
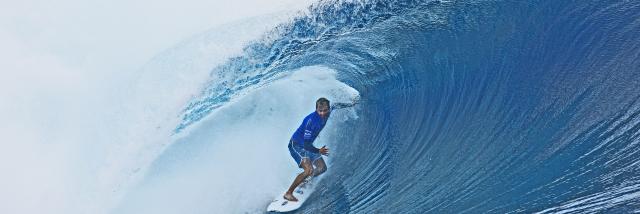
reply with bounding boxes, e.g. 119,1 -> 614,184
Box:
288,140 -> 322,168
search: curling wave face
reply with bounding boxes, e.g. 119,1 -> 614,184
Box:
120,0 -> 640,213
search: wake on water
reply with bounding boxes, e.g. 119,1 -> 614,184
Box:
107,0 -> 640,213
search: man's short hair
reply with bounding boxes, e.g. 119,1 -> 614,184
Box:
316,97 -> 330,108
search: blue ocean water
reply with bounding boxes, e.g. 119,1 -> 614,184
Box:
125,0 -> 640,213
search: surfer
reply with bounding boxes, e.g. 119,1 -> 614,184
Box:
284,98 -> 332,202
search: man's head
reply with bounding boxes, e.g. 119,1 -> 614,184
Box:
316,97 -> 330,119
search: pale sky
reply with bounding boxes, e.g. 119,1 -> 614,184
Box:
0,0 -> 313,80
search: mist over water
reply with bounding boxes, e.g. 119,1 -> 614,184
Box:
0,1 -> 313,213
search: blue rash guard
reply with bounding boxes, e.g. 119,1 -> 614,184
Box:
290,111 -> 329,153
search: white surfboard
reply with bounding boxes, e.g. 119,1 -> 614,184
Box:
267,180 -> 315,212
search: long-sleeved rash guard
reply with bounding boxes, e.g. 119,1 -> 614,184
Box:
290,111 -> 329,153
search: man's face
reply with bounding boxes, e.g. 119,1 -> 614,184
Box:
316,105 -> 330,120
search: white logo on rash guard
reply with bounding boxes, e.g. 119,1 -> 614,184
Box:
303,118 -> 313,140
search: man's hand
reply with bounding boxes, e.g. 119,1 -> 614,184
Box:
319,146 -> 329,156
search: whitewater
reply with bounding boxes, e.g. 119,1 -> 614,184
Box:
2,0 -> 640,213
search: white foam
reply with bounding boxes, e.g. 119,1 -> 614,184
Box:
115,66 -> 359,213
0,1 -> 315,213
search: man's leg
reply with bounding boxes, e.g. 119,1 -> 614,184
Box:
313,158 -> 327,177
284,158 -> 313,201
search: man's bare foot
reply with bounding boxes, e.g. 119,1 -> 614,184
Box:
283,192 -> 298,202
